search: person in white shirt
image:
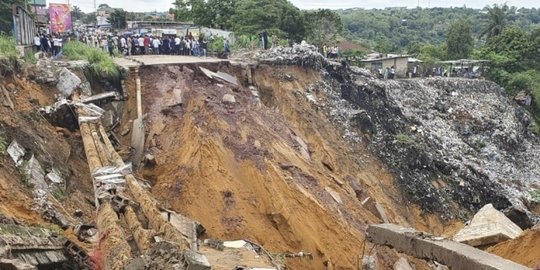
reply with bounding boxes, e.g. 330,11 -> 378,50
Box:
174,37 -> 181,55
152,37 -> 160,54
34,34 -> 41,51
120,36 -> 127,54
52,36 -> 62,56
138,36 -> 145,54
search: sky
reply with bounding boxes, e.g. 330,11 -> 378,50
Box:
48,0 -> 540,13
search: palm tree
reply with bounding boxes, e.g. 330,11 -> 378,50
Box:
72,6 -> 82,21
479,4 -> 516,39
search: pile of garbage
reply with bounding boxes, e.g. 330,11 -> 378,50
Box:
320,64 -> 540,226
255,43 -> 327,69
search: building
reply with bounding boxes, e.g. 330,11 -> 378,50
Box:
96,4 -> 114,27
28,0 -> 48,27
360,53 -> 410,78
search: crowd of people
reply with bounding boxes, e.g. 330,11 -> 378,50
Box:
79,32 -> 212,57
33,33 -> 71,57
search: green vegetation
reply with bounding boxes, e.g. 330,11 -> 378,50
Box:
108,9 -> 128,29
531,189 -> 540,203
0,134 -> 6,155
51,186 -> 68,200
16,160 -> 33,188
446,19 -> 473,59
0,0 -> 27,33
395,133 -> 415,144
63,41 -> 122,82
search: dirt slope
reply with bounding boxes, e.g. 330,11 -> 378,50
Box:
134,64 -> 461,269
487,227 -> 540,268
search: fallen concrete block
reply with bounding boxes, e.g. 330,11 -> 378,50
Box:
454,204 -> 523,247
7,140 -> 25,166
367,223 -> 530,270
56,68 -> 81,97
183,250 -> 211,270
0,258 -> 37,270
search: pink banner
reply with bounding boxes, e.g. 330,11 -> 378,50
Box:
49,3 -> 72,33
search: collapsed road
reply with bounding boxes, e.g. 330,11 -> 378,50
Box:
0,43 -> 539,269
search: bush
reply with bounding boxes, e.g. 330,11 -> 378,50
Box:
63,41 -> 121,82
208,37 -> 224,53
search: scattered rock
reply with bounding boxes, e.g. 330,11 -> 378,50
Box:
56,68 -> 81,98
393,257 -> 413,270
144,154 -> 156,167
222,94 -> 236,104
7,140 -> 25,166
325,187 -> 343,204
45,168 -> 64,184
503,203 -> 536,230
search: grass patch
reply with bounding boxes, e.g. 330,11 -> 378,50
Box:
51,186 -> 68,200
395,133 -> 415,144
0,135 -> 6,155
63,41 -> 121,81
16,160 -> 33,188
531,189 -> 540,203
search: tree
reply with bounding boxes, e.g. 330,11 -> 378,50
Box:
82,12 -> 97,24
231,0 -> 305,41
0,0 -> 27,34
72,6 -> 82,21
206,0 -> 238,30
303,9 -> 343,47
108,9 -> 127,29
446,19 -> 473,59
479,4 -> 516,39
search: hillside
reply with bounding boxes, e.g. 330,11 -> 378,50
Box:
339,7 -> 540,51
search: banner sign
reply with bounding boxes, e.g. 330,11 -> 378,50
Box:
49,3 -> 72,33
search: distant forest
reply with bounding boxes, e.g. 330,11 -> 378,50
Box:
339,7 -> 540,52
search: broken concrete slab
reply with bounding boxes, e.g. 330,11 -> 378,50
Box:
25,155 -> 47,190
131,118 -> 145,167
367,223 -> 530,270
164,88 -> 183,107
56,68 -> 81,97
222,240 -> 248,249
324,187 -> 343,204
80,91 -> 119,104
182,250 -> 211,270
199,67 -> 238,87
222,94 -> 236,104
454,204 -> 523,247
7,140 -> 25,166
45,169 -> 64,184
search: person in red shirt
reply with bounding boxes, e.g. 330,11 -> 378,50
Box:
143,35 -> 150,55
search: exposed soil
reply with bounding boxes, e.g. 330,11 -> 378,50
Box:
134,64 -> 463,269
0,75 -> 95,248
487,227 -> 540,268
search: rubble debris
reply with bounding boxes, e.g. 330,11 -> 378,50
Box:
503,204 -> 536,230
182,250 -> 211,270
80,91 -> 121,104
7,140 -> 25,166
143,241 -> 184,270
56,67 -> 82,97
144,154 -> 156,167
393,257 -> 413,270
74,224 -> 97,243
0,223 -> 74,268
324,187 -> 343,204
131,118 -> 145,167
96,202 -> 132,270
367,223 -> 529,270
361,256 -> 376,270
0,258 -> 37,270
24,155 -> 47,190
222,94 -> 236,104
202,239 -> 225,251
164,88 -> 183,108
1,85 -> 14,110
255,44 -> 328,69
199,67 -> 239,87
45,168 -> 64,184
454,204 -> 523,247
